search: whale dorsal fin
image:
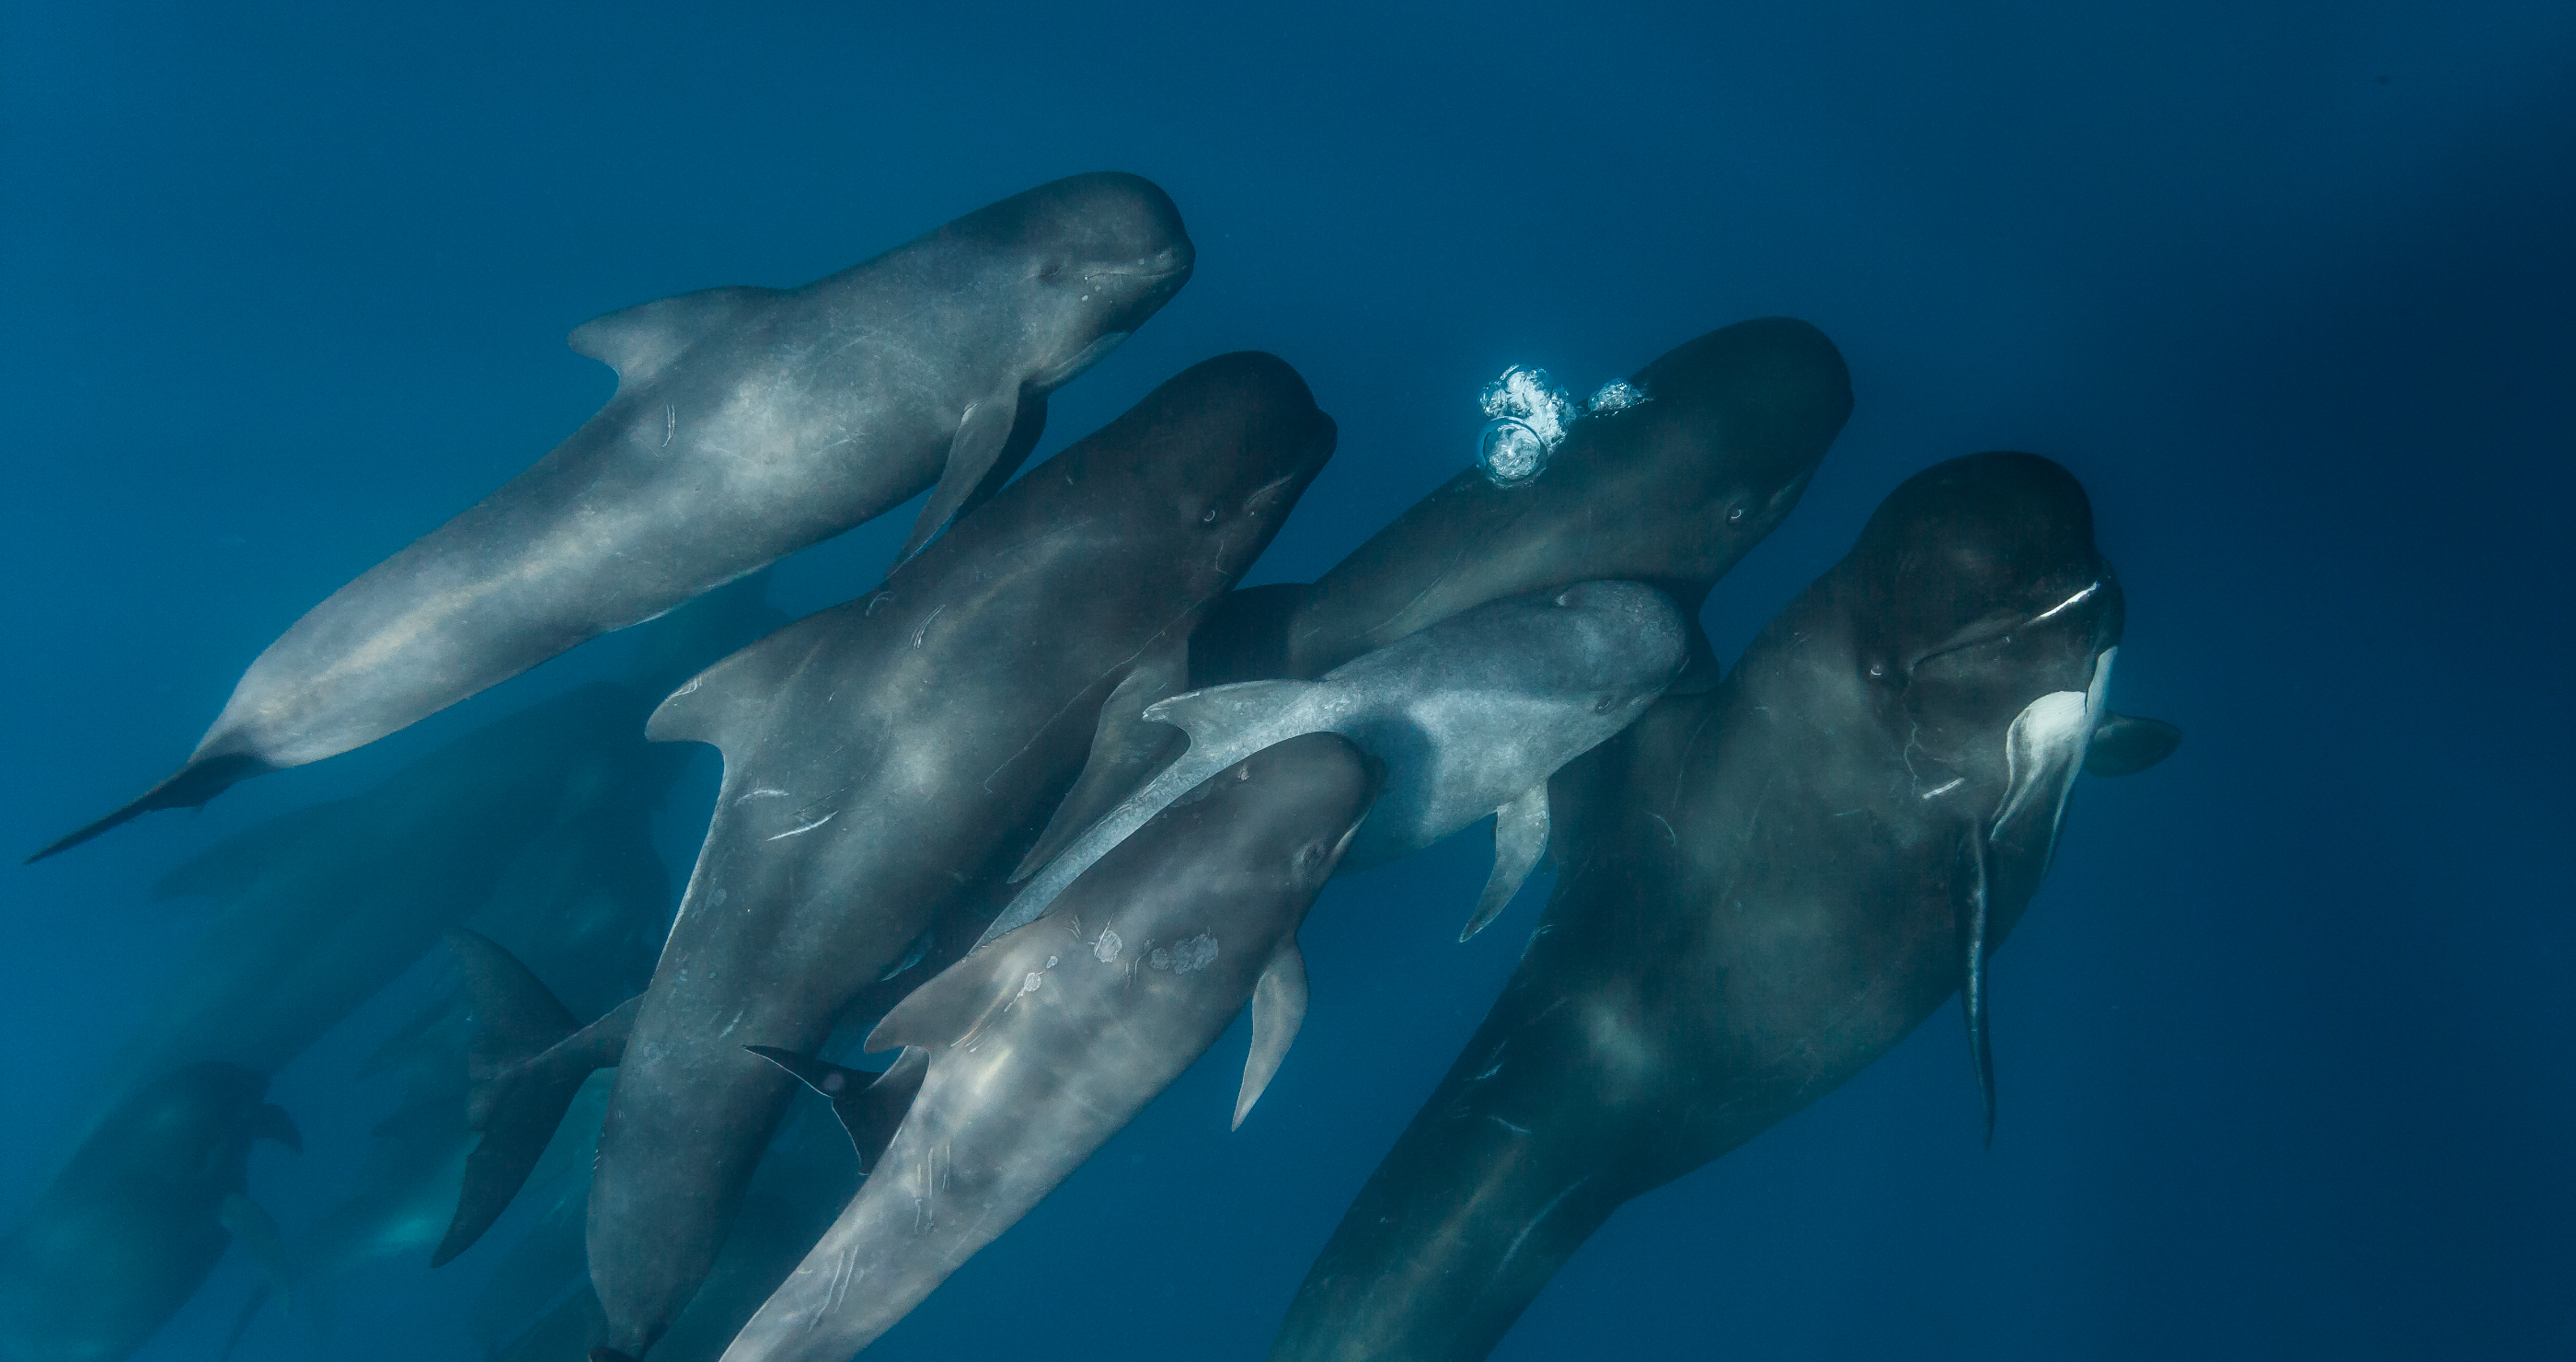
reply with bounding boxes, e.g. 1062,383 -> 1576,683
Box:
1461,783 -> 1550,942
2085,711 -> 2181,777
1143,680 -> 1317,751
975,678 -> 1323,948
1234,941 -> 1309,1130
644,618 -> 822,761
568,285 -> 777,387
1013,639 -> 1192,883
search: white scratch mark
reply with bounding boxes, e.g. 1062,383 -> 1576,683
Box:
662,405 -> 675,448
1488,1114 -> 1532,1136
1921,777 -> 1966,800
768,811 -> 837,841
2031,581 -> 2099,623
1494,1177 -> 1593,1283
913,604 -> 946,649
1647,813 -> 1678,847
736,787 -> 789,803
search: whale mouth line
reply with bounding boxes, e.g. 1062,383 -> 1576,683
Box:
1081,260 -> 1192,286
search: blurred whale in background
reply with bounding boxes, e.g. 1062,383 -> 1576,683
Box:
33,171 -> 1193,860
1267,453 -> 2180,1362
724,732 -> 1379,1362
438,352 -> 1336,1359
1189,317 -> 1850,690
82,573 -> 780,1128
0,1063 -> 300,1362
986,582 -> 1687,948
478,1102 -> 863,1362
211,681 -> 735,1360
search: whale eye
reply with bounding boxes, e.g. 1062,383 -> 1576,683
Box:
1201,507 -> 1218,524
1727,504 -> 1750,524
1869,663 -> 1885,678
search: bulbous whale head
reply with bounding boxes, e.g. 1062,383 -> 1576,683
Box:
1841,452 -> 2125,805
972,170 -> 1196,389
1058,350 -> 1338,558
1849,450 -> 2122,689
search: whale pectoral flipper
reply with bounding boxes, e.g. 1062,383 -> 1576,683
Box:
1958,825 -> 1996,1148
216,1192 -> 292,1294
868,936 -> 1036,1052
249,1102 -> 302,1151
1235,941 -> 1311,1130
1013,641 -> 1191,883
745,1045 -> 928,1175
436,929 -> 639,1266
1462,784 -> 1551,942
899,385 -> 1046,561
2084,711 -> 2181,777
566,284 -> 776,385
976,678 -> 1324,948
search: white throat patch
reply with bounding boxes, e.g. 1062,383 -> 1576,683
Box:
1992,647 -> 2118,861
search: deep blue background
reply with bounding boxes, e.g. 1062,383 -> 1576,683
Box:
5,2 -> 2570,1358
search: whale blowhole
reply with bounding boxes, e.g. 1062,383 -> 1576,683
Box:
1477,365 -> 1580,486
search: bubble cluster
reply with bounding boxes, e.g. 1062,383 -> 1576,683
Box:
1586,379 -> 1647,414
1475,367 -> 1649,486
1477,366 -> 1579,487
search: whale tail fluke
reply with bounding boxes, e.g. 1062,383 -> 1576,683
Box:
433,929 -> 638,1267
748,1044 -> 928,1174
24,751 -> 270,863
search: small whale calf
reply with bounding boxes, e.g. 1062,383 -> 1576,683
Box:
35,171 -> 1192,860
722,732 -> 1380,1362
986,580 -> 1688,948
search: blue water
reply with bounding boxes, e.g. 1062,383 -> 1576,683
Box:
4,2 -> 2570,1357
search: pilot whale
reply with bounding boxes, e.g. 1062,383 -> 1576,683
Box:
1267,453 -> 2179,1362
1189,317 -> 1851,690
0,1063 -> 300,1362
34,171 -> 1193,860
983,581 -> 1687,949
437,352 -> 1335,1360
720,732 -> 1379,1362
